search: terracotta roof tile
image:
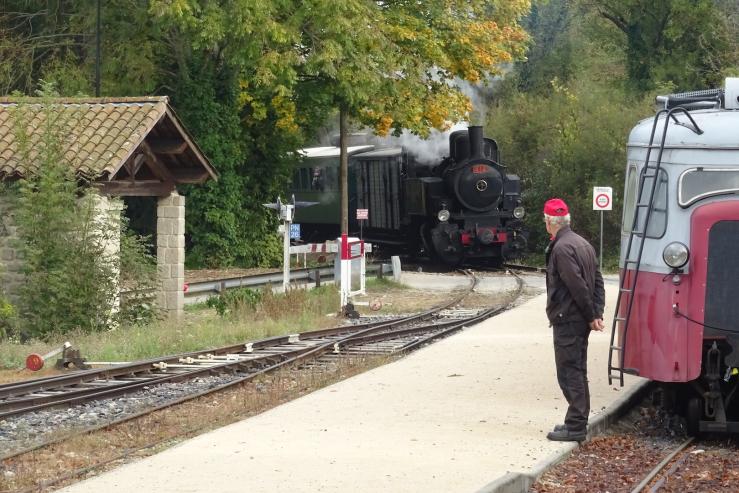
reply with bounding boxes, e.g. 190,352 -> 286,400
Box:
0,98 -> 168,179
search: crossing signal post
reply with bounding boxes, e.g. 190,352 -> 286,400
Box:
263,196 -> 317,291
592,186 -> 613,270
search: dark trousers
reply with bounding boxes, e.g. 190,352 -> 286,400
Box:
553,322 -> 590,432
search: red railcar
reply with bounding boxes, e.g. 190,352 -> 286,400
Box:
608,78 -> 739,434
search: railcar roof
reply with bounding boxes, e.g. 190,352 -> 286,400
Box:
352,147 -> 403,158
629,109 -> 739,150
297,145 -> 374,158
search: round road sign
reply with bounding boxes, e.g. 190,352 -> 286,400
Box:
593,187 -> 613,211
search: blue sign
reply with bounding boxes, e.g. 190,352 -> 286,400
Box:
289,223 -> 301,239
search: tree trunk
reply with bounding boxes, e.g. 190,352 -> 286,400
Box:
339,107 -> 348,235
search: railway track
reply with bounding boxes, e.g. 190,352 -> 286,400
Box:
630,437 -> 695,493
1,270 -> 524,463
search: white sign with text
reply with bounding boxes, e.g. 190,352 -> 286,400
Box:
593,186 -> 613,211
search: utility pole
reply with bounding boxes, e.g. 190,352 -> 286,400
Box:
95,0 -> 101,97
339,107 -> 348,235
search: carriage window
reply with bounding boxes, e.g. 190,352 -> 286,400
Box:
325,167 -> 338,190
311,167 -> 325,191
679,169 -> 739,207
623,166 -> 668,238
291,168 -> 313,191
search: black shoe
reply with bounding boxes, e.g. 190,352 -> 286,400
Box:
546,428 -> 586,442
553,424 -> 566,432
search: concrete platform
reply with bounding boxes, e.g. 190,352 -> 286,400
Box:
60,281 -> 642,493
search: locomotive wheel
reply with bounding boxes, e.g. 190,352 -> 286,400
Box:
686,397 -> 702,436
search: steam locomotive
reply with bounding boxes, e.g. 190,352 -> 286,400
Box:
289,126 -> 527,265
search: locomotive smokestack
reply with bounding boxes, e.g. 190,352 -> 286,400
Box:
469,126 -> 484,159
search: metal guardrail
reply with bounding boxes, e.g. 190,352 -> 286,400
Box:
184,263 -> 387,304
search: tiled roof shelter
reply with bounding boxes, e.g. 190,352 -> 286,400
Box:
0,96 -> 217,195
0,96 -> 217,317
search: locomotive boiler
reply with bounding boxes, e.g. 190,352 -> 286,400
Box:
290,126 -> 527,265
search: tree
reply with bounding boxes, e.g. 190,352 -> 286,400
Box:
295,0 -> 532,232
3,1 -> 531,266
583,0 -> 732,91
0,0 -> 163,96
516,0 -> 574,92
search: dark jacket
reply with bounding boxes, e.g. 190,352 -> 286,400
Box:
545,226 -> 605,326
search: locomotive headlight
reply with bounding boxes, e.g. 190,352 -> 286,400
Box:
513,206 -> 525,219
663,242 -> 690,269
437,209 -> 450,222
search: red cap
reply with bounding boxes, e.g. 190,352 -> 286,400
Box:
543,198 -> 569,216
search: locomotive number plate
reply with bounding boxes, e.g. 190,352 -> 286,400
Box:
471,165 -> 490,174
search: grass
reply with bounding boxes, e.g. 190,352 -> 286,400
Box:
517,251 -> 621,274
365,276 -> 405,290
0,285 -> 340,372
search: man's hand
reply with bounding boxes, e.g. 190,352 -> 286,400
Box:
589,318 -> 605,331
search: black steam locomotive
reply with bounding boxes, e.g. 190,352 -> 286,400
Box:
290,126 -> 527,265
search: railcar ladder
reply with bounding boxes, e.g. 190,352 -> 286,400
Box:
607,107 -> 704,386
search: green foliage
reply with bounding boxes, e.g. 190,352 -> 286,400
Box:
205,285 -> 338,321
0,293 -> 14,340
489,78 -> 652,255
581,0 -> 735,91
0,0 -> 163,96
489,0 -> 739,259
206,287 -> 263,317
119,226 -> 159,326
172,62 -> 296,267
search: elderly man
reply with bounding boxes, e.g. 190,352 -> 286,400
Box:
543,198 -> 605,442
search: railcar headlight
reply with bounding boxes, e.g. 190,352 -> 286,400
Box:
437,209 -> 450,222
513,206 -> 525,219
663,242 -> 689,269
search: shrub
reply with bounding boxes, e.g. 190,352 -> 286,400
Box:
207,287 -> 263,317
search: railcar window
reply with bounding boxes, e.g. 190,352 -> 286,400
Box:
679,169 -> 739,207
622,166 -> 637,234
623,166 -> 668,238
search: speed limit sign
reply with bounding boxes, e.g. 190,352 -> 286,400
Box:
593,187 -> 613,211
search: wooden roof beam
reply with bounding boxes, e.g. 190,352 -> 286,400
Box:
171,168 -> 211,184
139,141 -> 176,183
96,180 -> 176,197
148,138 -> 188,155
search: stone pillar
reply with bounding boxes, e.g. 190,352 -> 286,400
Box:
92,194 -> 123,317
157,191 -> 185,317
0,195 -> 24,303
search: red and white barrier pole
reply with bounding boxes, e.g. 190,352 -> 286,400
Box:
340,233 -> 350,308
25,341 -> 72,371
